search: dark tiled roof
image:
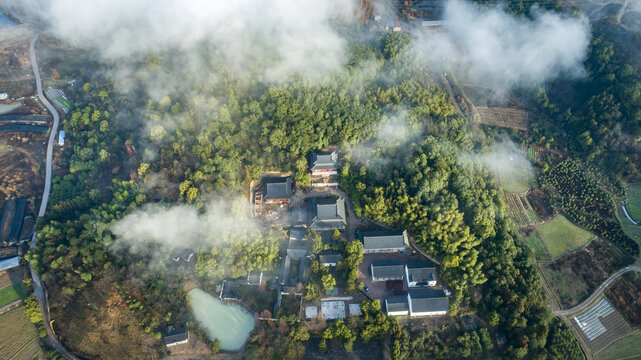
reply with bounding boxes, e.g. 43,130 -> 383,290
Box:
310,151 -> 338,171
359,230 -> 408,251
290,206 -> 309,227
263,177 -> 292,200
409,290 -> 448,313
310,197 -> 346,230
163,326 -> 188,346
406,262 -> 436,283
386,296 -> 409,313
371,260 -> 404,278
319,252 -> 342,264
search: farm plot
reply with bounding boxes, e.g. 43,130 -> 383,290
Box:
595,331 -> 641,360
473,106 -> 530,131
542,238 -> 634,308
0,267 -> 23,288
571,298 -> 633,354
521,227 -> 550,260
0,306 -> 42,360
537,215 -> 594,258
505,192 -> 538,226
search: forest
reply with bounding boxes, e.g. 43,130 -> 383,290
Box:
22,13 -> 596,360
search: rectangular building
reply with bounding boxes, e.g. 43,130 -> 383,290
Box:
370,260 -> 404,282
310,151 -> 339,176
405,261 -> 437,287
385,296 -> 409,316
408,289 -> 448,317
359,230 -> 409,254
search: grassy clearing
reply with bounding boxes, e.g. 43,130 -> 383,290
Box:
625,184 -> 641,222
0,284 -> 28,307
56,96 -> 72,110
595,331 -> 641,360
0,306 -> 42,360
499,170 -> 533,193
615,203 -> 641,246
523,230 -> 550,260
537,215 -> 594,258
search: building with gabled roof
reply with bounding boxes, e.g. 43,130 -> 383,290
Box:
163,326 -> 189,347
263,176 -> 293,203
408,289 -> 448,316
319,252 -> 342,267
405,261 -> 437,287
0,256 -> 20,272
385,296 -> 409,316
359,230 -> 409,253
310,150 -> 339,176
370,260 -> 404,282
310,197 -> 346,230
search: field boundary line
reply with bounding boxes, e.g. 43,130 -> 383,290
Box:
593,330 -> 641,360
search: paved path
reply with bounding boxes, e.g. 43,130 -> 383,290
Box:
554,265 -> 641,317
29,35 -> 77,360
0,299 -> 23,313
616,0 -> 632,23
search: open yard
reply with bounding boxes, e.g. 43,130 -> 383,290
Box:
595,331 -> 641,360
0,284 -> 27,307
0,306 -> 42,360
537,215 -> 594,257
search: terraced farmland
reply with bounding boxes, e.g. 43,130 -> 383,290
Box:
0,306 -> 42,360
505,192 -> 538,226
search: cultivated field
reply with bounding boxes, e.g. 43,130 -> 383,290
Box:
537,215 -> 594,258
473,106 -> 530,131
624,184 -> 641,222
0,306 -> 43,360
0,25 -> 35,98
0,134 -> 46,211
595,331 -> 641,360
542,239 -> 634,307
0,267 -> 23,288
0,284 -> 27,307
505,192 -> 538,226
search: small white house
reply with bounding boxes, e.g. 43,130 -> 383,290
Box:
407,290 -> 448,317
405,262 -> 437,288
385,296 -> 409,316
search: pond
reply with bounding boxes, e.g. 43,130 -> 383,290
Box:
187,288 -> 255,352
0,11 -> 18,30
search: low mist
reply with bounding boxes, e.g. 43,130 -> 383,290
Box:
110,197 -> 259,254
414,0 -> 591,97
459,140 -> 533,188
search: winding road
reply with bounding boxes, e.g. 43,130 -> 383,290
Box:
28,34 -> 77,360
554,264 -> 641,317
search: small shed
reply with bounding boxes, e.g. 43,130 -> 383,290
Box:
163,326 -> 189,347
58,130 -> 65,146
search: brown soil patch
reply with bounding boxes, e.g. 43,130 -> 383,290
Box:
0,133 -> 46,214
51,274 -> 162,360
528,188 -> 555,221
605,272 -> 641,328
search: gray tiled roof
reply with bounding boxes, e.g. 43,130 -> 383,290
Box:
406,262 -> 436,283
409,289 -> 448,313
310,151 -> 338,171
371,260 -> 404,278
310,197 -> 346,230
386,296 -> 409,313
359,230 -> 408,250
263,177 -> 292,200
163,326 -> 188,346
319,252 -> 342,264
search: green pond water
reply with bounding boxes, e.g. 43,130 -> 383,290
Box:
0,103 -> 22,115
187,288 -> 255,351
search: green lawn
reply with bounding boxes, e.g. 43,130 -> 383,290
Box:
625,184 -> 641,222
0,284 -> 28,307
499,169 -> 533,193
537,215 -> 594,258
596,331 -> 641,360
523,230 -> 550,260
